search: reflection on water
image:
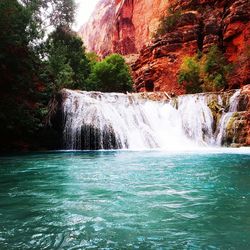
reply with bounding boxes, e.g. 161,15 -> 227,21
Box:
0,150 -> 250,249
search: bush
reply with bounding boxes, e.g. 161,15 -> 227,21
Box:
178,46 -> 231,93
178,56 -> 202,94
154,9 -> 181,38
201,46 -> 231,92
86,52 -> 100,67
86,54 -> 133,93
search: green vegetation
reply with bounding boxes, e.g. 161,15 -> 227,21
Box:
201,46 -> 231,92
178,56 -> 202,94
86,52 -> 100,67
178,46 -> 232,93
153,7 -> 181,38
0,0 -> 56,150
87,54 -> 133,93
45,26 -> 90,91
0,0 -> 133,151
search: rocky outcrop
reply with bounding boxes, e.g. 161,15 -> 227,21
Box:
132,9 -> 201,93
132,0 -> 250,92
79,0 -> 169,56
223,84 -> 250,147
223,0 -> 250,88
204,85 -> 250,147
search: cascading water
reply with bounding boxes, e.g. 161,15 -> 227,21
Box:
215,90 -> 241,145
62,89 -> 242,150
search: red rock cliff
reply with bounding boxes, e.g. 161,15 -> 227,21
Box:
79,0 -> 250,93
79,0 -> 169,56
79,0 -> 116,57
132,0 -> 250,93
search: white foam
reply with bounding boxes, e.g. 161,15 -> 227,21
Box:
62,89 -> 243,150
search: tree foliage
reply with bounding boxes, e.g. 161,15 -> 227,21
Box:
19,0 -> 76,30
86,52 -> 100,68
0,0 -> 76,151
178,56 -> 202,94
153,7 -> 181,38
201,46 -> 231,92
45,26 -> 90,91
0,0 -> 41,147
178,46 -> 231,93
87,54 -> 133,93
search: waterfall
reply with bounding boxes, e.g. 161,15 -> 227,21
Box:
61,89 -> 242,150
215,90 -> 241,145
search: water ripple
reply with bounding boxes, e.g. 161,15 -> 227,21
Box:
0,151 -> 250,249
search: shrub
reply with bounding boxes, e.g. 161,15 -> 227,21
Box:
86,52 -> 100,67
154,8 -> 181,38
86,54 -> 133,93
201,46 -> 231,92
178,56 -> 202,94
178,46 -> 231,93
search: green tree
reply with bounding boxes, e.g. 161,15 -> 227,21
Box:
0,0 -> 77,151
87,54 -> 133,93
178,56 -> 202,94
86,52 -> 100,68
201,46 -> 231,92
0,0 -> 43,150
45,26 -> 90,91
19,0 -> 76,31
178,46 -> 231,93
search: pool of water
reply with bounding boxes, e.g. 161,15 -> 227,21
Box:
0,150 -> 250,249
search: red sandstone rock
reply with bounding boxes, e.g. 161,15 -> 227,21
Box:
131,0 -> 250,93
78,0 -> 116,57
131,8 -> 201,94
223,0 -> 250,87
79,0 -> 249,93
79,0 -> 169,56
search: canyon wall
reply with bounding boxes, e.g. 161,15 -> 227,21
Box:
79,0 -> 169,56
79,0 -> 249,93
79,0 -> 116,57
132,0 -> 250,93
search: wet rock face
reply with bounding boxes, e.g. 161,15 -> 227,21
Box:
219,85 -> 250,147
222,112 -> 248,147
80,124 -> 123,150
237,85 -> 250,146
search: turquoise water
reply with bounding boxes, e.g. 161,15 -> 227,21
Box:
0,150 -> 250,249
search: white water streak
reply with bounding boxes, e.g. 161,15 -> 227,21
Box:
215,90 -> 241,145
62,89 -> 241,150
